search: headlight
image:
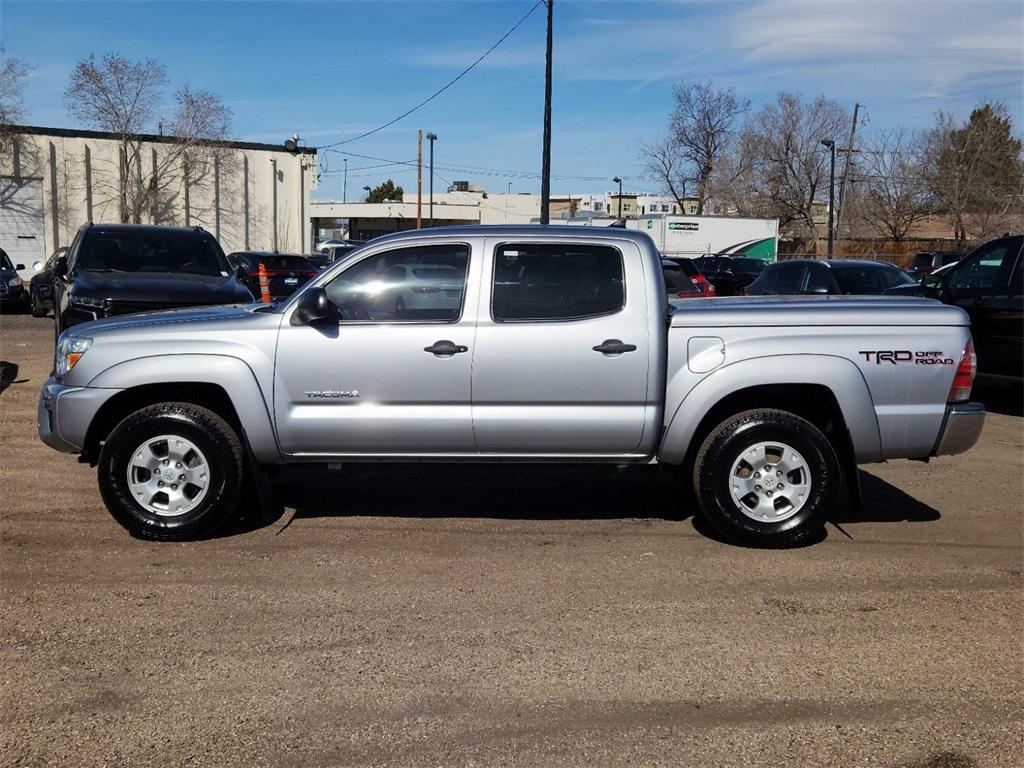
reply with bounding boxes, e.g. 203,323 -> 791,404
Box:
70,295 -> 106,309
7,276 -> 21,287
55,334 -> 93,377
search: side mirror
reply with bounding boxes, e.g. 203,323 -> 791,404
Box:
52,254 -> 68,280
15,263 -> 25,271
807,285 -> 830,295
32,261 -> 43,273
920,272 -> 942,297
290,286 -> 337,326
235,265 -> 248,280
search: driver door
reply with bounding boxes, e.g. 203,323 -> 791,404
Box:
273,240 -> 480,456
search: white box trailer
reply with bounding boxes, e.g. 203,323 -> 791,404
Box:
627,214 -> 779,261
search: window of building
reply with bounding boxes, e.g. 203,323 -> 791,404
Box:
325,243 -> 469,322
492,243 -> 624,322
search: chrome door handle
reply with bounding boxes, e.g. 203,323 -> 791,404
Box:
593,339 -> 637,355
424,340 -> 468,356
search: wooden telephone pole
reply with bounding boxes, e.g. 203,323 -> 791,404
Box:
836,102 -> 861,239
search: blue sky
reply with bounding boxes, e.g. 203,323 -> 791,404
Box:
2,0 -> 1022,199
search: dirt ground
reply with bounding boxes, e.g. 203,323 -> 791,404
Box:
1,311 -> 1022,768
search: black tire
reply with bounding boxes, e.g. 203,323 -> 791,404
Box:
98,402 -> 244,541
692,408 -> 841,548
30,287 -> 47,318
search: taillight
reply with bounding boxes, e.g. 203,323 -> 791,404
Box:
948,340 -> 976,402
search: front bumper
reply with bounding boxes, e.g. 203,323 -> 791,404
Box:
38,377 -> 121,454
932,402 -> 985,456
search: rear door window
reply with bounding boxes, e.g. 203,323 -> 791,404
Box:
492,243 -> 624,321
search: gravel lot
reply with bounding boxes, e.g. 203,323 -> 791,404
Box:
1,311 -> 1021,767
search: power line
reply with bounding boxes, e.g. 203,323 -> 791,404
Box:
318,0 -> 544,150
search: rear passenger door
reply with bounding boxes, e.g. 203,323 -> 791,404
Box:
470,239 -> 652,456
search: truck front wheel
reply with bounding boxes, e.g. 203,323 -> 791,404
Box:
692,409 -> 841,547
97,403 -> 244,541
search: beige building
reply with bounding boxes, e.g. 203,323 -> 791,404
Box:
311,189 -> 540,241
0,125 -> 317,272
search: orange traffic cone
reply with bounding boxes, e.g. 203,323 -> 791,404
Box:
257,261 -> 271,304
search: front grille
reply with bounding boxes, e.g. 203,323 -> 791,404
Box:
105,300 -> 222,316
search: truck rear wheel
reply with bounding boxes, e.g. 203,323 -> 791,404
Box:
692,408 -> 841,547
97,403 -> 244,541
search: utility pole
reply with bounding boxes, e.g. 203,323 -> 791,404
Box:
821,139 -> 836,258
416,129 -> 423,229
613,176 -> 623,218
539,0 -> 553,225
835,102 -> 861,239
343,158 -> 348,203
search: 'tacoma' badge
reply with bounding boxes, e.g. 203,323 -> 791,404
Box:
304,390 -> 360,399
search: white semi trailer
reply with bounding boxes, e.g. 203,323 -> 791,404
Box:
627,214 -> 780,261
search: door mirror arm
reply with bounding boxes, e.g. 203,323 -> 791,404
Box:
290,286 -> 338,326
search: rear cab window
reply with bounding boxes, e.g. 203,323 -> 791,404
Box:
491,243 -> 624,321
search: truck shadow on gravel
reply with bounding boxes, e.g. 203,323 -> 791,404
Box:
226,463 -> 940,547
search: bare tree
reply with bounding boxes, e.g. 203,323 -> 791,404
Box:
669,81 -> 749,214
855,129 -> 929,240
64,54 -> 233,224
640,131 -> 695,212
641,81 -> 748,214
0,47 -> 30,127
737,93 -> 850,245
921,103 -> 1024,244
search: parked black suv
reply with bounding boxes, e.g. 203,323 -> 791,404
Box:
923,234 -> 1023,380
53,224 -> 254,333
227,251 -> 318,300
0,247 -> 29,312
745,259 -> 918,296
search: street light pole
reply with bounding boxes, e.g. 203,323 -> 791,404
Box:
612,176 -> 622,218
821,139 -> 836,258
342,158 -> 348,203
539,0 -> 553,225
426,132 -> 437,227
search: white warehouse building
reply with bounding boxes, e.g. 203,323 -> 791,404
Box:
0,125 -> 317,273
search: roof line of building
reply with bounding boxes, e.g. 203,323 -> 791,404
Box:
5,124 -> 317,155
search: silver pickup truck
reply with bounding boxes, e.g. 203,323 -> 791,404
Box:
38,226 -> 984,546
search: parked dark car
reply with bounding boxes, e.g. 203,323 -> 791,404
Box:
922,234 -> 1023,380
29,246 -> 67,317
662,259 -> 702,300
53,224 -> 254,333
906,251 -> 960,277
691,255 -> 767,296
662,256 -> 716,296
745,259 -> 919,297
0,247 -> 29,312
307,244 -> 360,270
228,251 -> 318,299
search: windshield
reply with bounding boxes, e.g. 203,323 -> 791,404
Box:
0,248 -> 12,270
77,230 -> 230,276
694,256 -> 732,273
832,265 -> 917,294
257,255 -> 315,271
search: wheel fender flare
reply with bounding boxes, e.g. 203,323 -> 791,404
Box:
86,354 -> 280,463
658,354 -> 882,465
